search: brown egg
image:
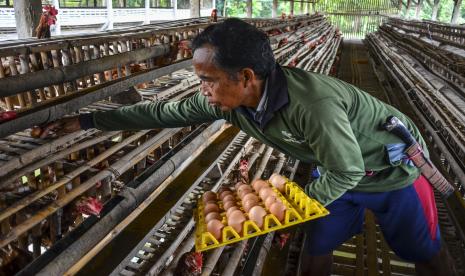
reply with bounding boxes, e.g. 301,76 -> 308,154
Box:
239,190 -> 253,200
270,201 -> 286,222
227,210 -> 246,234
251,179 -> 269,193
235,181 -> 245,190
218,186 -> 231,196
204,202 -> 220,215
223,200 -> 237,211
207,219 -> 224,240
242,193 -> 258,204
269,173 -> 287,192
259,187 -> 275,201
242,198 -> 259,212
202,191 -> 217,203
205,212 -> 221,223
219,190 -> 233,201
226,206 -> 240,218
264,195 -> 280,209
237,185 -> 253,198
222,194 -> 235,203
248,205 -> 267,228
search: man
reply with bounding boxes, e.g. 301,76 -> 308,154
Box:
42,18 -> 455,275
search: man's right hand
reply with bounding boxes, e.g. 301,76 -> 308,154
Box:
39,116 -> 82,138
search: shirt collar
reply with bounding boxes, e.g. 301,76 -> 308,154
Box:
236,63 -> 289,130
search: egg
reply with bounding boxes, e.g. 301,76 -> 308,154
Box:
222,194 -> 235,203
227,210 -> 246,234
235,181 -> 245,190
251,179 -> 269,193
207,219 -> 224,240
219,190 -> 233,201
240,190 -> 254,201
218,186 -> 231,195
269,201 -> 286,222
242,198 -> 259,212
202,191 -> 217,203
205,212 -> 222,223
264,195 -> 280,209
242,193 -> 258,204
269,173 -> 287,192
226,206 -> 240,218
248,205 -> 267,228
237,185 -> 253,198
259,187 -> 275,201
30,126 -> 43,138
204,202 -> 220,215
223,200 -> 237,211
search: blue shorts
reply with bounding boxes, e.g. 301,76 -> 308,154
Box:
304,175 -> 441,262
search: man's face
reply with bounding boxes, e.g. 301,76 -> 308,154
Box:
193,46 -> 246,112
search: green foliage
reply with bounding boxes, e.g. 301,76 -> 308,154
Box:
401,0 -> 464,23
150,0 -> 172,7
216,0 -> 225,15
59,0 -> 105,7
0,0 -> 12,7
225,0 -> 247,17
223,0 -> 311,18
253,0 -> 272,17
315,0 -> 398,13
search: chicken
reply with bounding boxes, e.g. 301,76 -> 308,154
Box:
173,251 -> 203,276
0,245 -> 32,276
273,231 -> 291,249
210,9 -> 218,23
76,196 -> 103,217
104,63 -> 148,89
239,159 -> 249,184
36,5 -> 58,39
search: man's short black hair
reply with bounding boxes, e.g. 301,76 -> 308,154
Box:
192,18 -> 276,80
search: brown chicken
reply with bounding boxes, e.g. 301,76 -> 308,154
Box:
173,251 -> 203,276
210,9 -> 218,22
36,5 -> 58,39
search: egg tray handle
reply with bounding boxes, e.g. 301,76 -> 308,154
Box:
282,181 -> 328,218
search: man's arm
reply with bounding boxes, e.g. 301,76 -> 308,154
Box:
89,92 -> 224,131
39,92 -> 224,137
302,98 -> 366,206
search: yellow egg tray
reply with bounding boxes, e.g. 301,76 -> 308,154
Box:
194,180 -> 329,252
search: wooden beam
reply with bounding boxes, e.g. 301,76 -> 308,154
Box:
451,0 -> 463,24
432,0 -> 440,20
13,0 -> 42,38
415,0 -> 423,18
272,0 -> 278,17
190,0 -> 200,17
247,0 -> 253,18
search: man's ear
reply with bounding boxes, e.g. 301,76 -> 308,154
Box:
242,68 -> 255,88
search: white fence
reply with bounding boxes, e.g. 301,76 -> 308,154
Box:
0,7 -> 212,28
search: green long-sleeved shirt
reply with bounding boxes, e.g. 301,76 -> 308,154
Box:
91,66 -> 426,206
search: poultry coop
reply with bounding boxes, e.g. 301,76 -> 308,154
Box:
0,0 -> 464,275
